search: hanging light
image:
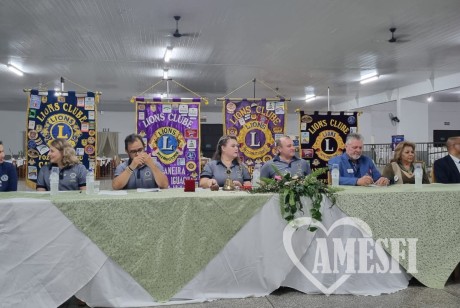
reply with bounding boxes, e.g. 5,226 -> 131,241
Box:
360,75 -> 379,84
7,64 -> 24,76
305,94 -> 316,102
164,46 -> 173,63
427,95 -> 433,102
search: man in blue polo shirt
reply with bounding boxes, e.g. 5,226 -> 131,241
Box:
0,141 -> 18,192
112,134 -> 169,190
260,135 -> 311,178
328,133 -> 389,186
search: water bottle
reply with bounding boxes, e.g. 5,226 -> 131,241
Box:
331,164 -> 340,187
414,163 -> 423,189
252,163 -> 261,188
50,167 -> 59,195
86,168 -> 95,195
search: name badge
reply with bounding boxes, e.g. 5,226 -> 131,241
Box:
347,168 -> 354,174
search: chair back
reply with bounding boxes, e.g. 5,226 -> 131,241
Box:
431,165 -> 436,183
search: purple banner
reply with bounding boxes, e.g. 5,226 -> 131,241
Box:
136,101 -> 200,188
224,99 -> 286,174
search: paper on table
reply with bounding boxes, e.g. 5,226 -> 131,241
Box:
22,191 -> 50,194
98,190 -> 128,195
136,188 -> 160,192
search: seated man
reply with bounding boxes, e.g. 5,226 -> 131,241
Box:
260,135 -> 311,178
328,133 -> 388,186
0,141 -> 18,191
112,134 -> 168,190
433,136 -> 460,183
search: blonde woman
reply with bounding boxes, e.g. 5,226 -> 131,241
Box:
36,139 -> 87,191
382,141 -> 430,184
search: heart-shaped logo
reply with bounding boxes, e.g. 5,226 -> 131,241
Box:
283,216 -> 373,295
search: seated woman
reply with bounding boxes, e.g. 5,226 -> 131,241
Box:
36,139 -> 87,191
382,141 -> 430,184
200,135 -> 251,189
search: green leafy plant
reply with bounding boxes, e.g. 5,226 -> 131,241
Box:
249,166 -> 341,231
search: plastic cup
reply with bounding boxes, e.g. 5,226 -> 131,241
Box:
93,181 -> 100,194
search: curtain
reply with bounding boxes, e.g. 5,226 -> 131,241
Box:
106,132 -> 118,157
97,132 -> 118,157
97,132 -> 109,156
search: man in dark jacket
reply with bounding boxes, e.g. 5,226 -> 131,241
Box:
433,136 -> 460,183
0,141 -> 18,191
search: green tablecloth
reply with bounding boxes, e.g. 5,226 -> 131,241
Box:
1,189 -> 272,302
336,184 -> 460,288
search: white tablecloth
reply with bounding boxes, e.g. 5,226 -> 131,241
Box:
0,196 -> 409,307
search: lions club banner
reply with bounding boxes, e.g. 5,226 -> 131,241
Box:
299,111 -> 359,180
224,99 -> 286,174
26,90 -> 98,187
136,99 -> 201,188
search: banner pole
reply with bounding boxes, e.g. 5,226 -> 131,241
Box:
216,97 -> 291,102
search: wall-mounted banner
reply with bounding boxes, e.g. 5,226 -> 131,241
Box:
299,111 -> 359,181
223,99 -> 286,174
136,98 -> 201,188
25,90 -> 98,188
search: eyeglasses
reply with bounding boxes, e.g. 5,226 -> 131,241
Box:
128,148 -> 144,155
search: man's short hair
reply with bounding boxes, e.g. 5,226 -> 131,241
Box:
346,133 -> 364,145
124,134 -> 145,151
446,136 -> 460,149
275,135 -> 291,148
0,140 -> 3,145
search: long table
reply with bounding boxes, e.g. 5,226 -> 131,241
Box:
1,185 -> 459,307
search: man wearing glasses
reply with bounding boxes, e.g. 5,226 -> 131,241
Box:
112,134 -> 169,190
433,136 -> 460,183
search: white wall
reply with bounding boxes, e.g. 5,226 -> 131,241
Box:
358,101 -> 398,144
0,111 -> 27,155
397,99 -> 430,142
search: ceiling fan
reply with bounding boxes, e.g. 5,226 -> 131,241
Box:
388,28 -> 410,43
168,15 -> 199,38
388,113 -> 400,126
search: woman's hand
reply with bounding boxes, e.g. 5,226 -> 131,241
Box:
232,180 -> 242,188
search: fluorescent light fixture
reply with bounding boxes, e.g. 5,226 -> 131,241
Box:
7,64 -> 23,76
360,75 -> 379,84
163,69 -> 169,79
164,46 -> 173,63
427,95 -> 433,102
305,95 -> 316,102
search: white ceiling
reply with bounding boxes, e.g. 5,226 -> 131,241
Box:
1,0 -> 460,113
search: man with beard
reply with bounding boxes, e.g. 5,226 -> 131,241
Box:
328,133 -> 389,186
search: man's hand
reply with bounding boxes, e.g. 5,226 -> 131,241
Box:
130,153 -> 149,169
374,177 -> 389,186
356,175 -> 374,186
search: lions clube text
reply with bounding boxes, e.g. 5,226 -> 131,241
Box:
142,113 -> 194,129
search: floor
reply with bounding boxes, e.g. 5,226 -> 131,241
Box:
18,179 -> 459,308
60,279 -> 460,308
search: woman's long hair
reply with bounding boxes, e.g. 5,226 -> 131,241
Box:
212,135 -> 239,162
50,139 -> 80,167
391,141 -> 416,163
